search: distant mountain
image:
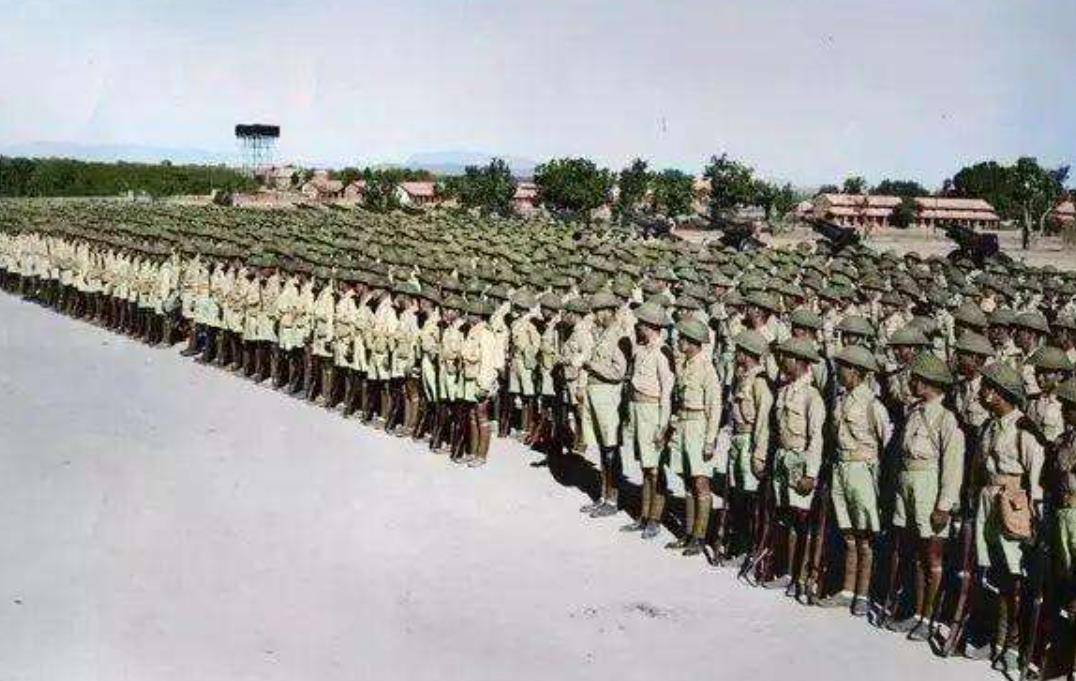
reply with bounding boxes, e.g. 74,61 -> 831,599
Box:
401,151 -> 536,177
0,141 -> 236,166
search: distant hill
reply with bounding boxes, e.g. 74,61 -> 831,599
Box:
401,151 -> 536,177
0,141 -> 235,166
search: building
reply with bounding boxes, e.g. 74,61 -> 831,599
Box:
342,180 -> 367,202
512,182 -> 539,215
812,193 -> 1000,230
254,165 -> 299,190
396,181 -> 438,207
1052,199 -> 1075,230
300,176 -> 344,201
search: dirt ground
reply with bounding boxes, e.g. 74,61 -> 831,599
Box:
0,293 -> 990,681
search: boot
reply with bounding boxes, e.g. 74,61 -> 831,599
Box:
160,318 -> 174,347
468,413 -> 492,467
287,354 -> 303,394
341,372 -> 356,415
318,365 -> 334,407
214,331 -> 227,366
181,325 -> 199,356
666,493 -> 695,549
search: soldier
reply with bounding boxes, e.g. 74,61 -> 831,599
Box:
533,292 -> 563,450
667,318 -> 722,556
332,273 -> 360,412
508,291 -> 540,441
432,295 -> 466,453
258,261 -> 283,385
951,331 -> 994,435
274,268 -> 304,391
883,325 -> 930,417
389,283 -> 420,433
368,285 -> 398,420
414,288 -> 442,439
1013,312 -> 1050,399
1026,346 -> 1073,444
963,363 -> 1044,673
559,296 -> 595,456
765,338 -> 825,596
460,299 -> 499,467
240,265 -> 262,375
1050,379 -> 1076,622
885,352 -> 965,640
620,302 -> 673,539
309,271 -> 337,404
581,292 -> 631,519
725,330 -> 773,562
818,346 -> 891,615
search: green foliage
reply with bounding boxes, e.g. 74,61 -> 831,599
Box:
615,158 -> 650,219
362,172 -> 401,213
947,157 -> 1070,243
703,153 -> 756,218
649,169 -> 694,217
892,196 -> 917,228
816,184 -> 839,195
873,179 -> 927,198
335,166 -> 363,187
0,157 -> 256,198
771,182 -> 802,219
842,175 -> 868,195
359,166 -> 433,183
532,157 -> 614,218
443,158 -> 517,216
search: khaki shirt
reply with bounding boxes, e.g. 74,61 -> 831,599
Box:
418,310 -> 441,363
440,319 -> 466,375
1027,392 -> 1064,443
901,396 -> 965,512
1050,429 -> 1076,500
953,375 -> 990,432
587,322 -> 629,384
675,350 -> 722,446
979,408 -> 1045,502
631,339 -> 674,429
462,321 -> 499,392
835,382 -> 892,462
510,315 -> 541,369
775,372 -> 826,478
731,364 -> 773,467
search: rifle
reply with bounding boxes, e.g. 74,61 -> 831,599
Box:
942,222 -> 1009,268
805,217 -> 860,254
1019,498 -> 1052,681
803,453 -> 835,604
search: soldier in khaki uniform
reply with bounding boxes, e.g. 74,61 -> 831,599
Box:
331,273 -> 360,412
581,292 -> 631,519
432,295 -> 466,453
308,273 -> 336,404
725,330 -> 773,562
1025,346 -> 1072,444
886,353 -> 964,640
952,331 -> 994,434
533,292 -> 563,449
559,297 -> 594,456
274,270 -> 304,390
508,291 -> 541,441
1050,379 -> 1076,619
460,299 -> 500,467
818,346 -> 891,615
620,303 -> 674,539
666,318 -> 722,556
765,338 -> 825,595
389,282 -> 421,434
964,363 -> 1044,671
414,288 -> 441,439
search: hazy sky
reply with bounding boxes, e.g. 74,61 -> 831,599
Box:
1,0 -> 1073,185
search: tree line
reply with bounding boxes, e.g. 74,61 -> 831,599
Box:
0,157 -> 256,198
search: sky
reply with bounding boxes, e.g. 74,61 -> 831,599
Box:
1,0 -> 1073,186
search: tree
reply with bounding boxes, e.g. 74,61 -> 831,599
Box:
447,158 -> 517,216
892,196 -> 917,228
947,157 -> 1070,248
362,172 -> 400,213
335,166 -> 362,187
650,169 -> 694,217
532,157 -> 614,220
873,179 -> 927,198
772,183 -> 801,219
753,179 -> 778,220
816,184 -> 839,195
703,153 -> 757,219
842,175 -> 868,195
614,158 -> 650,219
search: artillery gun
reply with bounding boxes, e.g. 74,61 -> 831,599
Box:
804,216 -> 860,254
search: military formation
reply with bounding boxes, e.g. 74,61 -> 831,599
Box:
1,198 -> 1075,680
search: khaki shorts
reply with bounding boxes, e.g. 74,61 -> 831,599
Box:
975,486 -> 1026,576
669,415 -> 711,478
585,382 -> 622,449
629,401 -> 663,469
729,433 -> 759,492
892,467 -> 948,539
1057,507 -> 1076,574
831,460 -> 880,533
773,448 -> 813,511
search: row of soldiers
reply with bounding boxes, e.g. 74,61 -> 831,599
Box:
2,218 -> 1075,680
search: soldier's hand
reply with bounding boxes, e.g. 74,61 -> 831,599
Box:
929,508 -> 949,534
703,441 -> 716,462
794,476 -> 816,495
751,459 -> 766,479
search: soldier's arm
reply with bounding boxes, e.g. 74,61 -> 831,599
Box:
1022,430 -> 1046,503
751,380 -> 773,469
872,398 -> 893,452
804,390 -> 826,479
936,412 -> 966,513
656,350 -> 674,432
703,366 -> 722,446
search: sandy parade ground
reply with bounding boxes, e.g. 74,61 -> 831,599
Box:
0,291 -> 992,681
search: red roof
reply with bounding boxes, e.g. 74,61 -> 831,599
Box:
399,181 -> 436,198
